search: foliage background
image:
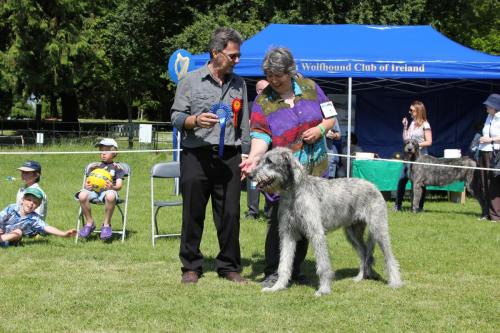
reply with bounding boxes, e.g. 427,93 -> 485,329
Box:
0,0 -> 498,121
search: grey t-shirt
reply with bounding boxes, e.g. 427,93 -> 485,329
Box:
170,64 -> 250,154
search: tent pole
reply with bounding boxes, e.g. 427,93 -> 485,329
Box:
347,77 -> 352,178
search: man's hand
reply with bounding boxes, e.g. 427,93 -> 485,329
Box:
196,112 -> 219,128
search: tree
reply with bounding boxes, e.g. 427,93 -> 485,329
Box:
0,0 -> 105,123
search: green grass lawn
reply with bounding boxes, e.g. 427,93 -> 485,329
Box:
0,145 -> 499,332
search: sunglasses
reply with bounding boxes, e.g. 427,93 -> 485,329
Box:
221,52 -> 241,61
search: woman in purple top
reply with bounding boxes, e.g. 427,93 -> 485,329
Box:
240,47 -> 336,287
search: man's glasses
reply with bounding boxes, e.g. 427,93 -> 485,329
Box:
221,52 -> 241,61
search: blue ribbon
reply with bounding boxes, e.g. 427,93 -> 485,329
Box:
210,102 -> 232,157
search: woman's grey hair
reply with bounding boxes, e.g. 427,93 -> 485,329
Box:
208,27 -> 243,58
262,47 -> 297,77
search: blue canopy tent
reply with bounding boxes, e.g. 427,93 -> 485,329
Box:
171,24 -> 500,172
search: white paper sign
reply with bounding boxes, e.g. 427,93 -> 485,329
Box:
320,101 -> 337,118
139,124 -> 153,143
36,132 -> 44,144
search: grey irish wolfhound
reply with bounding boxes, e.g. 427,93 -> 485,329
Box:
403,139 -> 476,212
250,147 -> 403,297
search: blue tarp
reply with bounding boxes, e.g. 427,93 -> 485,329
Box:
191,24 -> 500,79
178,24 -> 500,158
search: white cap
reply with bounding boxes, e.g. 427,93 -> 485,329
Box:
95,138 -> 118,148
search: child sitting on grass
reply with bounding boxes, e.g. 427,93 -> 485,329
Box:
0,188 -> 76,247
16,160 -> 48,220
75,138 -> 125,241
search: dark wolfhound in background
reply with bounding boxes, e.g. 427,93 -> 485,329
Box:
403,139 -> 476,212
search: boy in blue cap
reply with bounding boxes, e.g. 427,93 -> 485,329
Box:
16,160 -> 48,220
0,188 -> 76,247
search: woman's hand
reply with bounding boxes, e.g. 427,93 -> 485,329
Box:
302,126 -> 322,144
239,157 -> 260,180
326,130 -> 340,140
402,117 -> 408,128
479,136 -> 493,144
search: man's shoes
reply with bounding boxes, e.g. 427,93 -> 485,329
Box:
244,212 -> 259,220
221,271 -> 247,283
100,225 -> 113,240
79,223 -> 96,238
181,271 -> 199,284
477,215 -> 489,221
261,272 -> 279,288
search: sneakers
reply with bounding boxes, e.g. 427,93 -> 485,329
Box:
100,225 -> 113,240
261,272 -> 279,288
392,204 -> 401,212
477,215 -> 489,221
79,223 -> 96,238
244,212 -> 259,220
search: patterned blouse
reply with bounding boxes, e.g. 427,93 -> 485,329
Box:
250,77 -> 329,177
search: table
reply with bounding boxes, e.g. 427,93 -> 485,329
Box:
351,159 -> 464,198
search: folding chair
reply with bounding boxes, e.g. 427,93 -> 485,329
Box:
151,162 -> 182,246
75,162 -> 131,243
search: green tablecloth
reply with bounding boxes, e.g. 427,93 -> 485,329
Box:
351,159 -> 464,192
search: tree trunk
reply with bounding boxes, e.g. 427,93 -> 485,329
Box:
50,94 -> 58,118
60,91 -> 79,132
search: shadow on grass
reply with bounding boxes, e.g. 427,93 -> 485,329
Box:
73,229 -> 138,244
244,255 -> 387,287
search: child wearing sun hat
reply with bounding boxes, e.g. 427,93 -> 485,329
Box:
0,188 -> 75,247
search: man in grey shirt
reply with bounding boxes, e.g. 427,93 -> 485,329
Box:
171,27 -> 250,284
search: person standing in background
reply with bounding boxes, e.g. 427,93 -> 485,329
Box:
475,93 -> 500,222
394,100 -> 432,212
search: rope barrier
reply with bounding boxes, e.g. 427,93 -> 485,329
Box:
327,152 -> 498,173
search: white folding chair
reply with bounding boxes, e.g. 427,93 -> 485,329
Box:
151,162 -> 182,246
75,162 -> 131,243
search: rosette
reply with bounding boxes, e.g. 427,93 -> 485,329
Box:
210,102 -> 232,157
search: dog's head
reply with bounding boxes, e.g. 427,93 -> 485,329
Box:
249,147 -> 304,193
403,139 -> 420,160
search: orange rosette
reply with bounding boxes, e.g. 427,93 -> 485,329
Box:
232,98 -> 242,128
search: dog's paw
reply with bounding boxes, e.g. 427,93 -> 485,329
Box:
352,274 -> 364,283
262,285 -> 285,293
262,283 -> 287,293
314,288 -> 331,297
388,280 -> 404,289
